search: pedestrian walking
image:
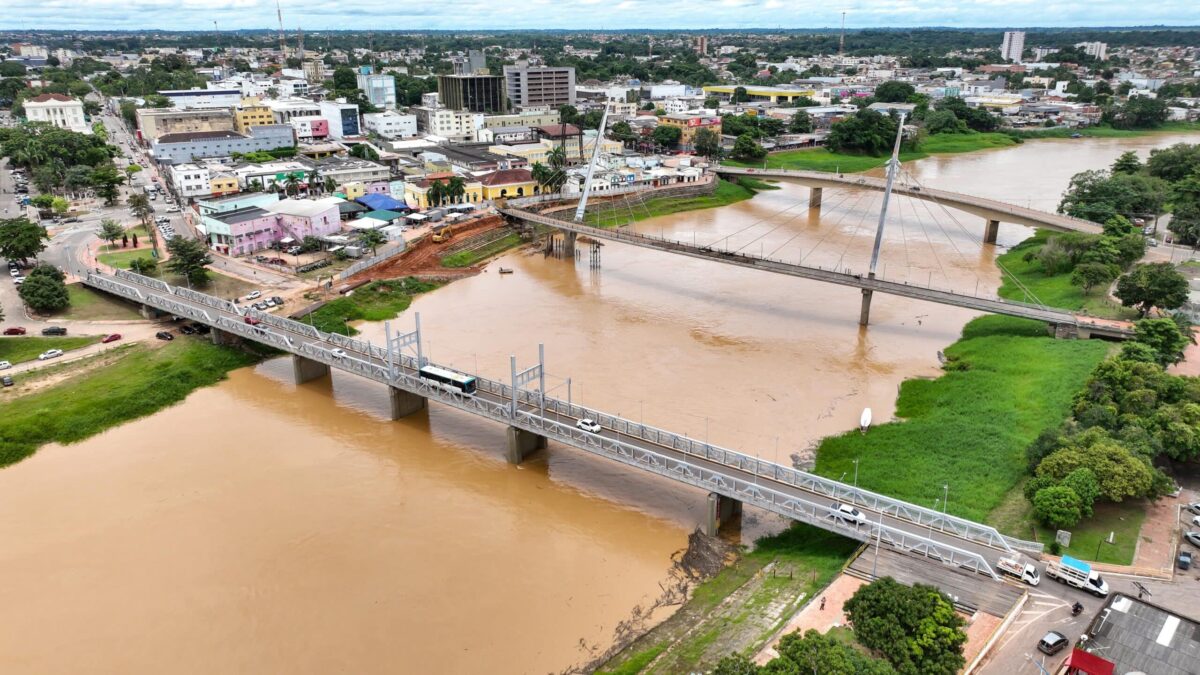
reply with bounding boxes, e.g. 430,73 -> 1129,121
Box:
820,597 -> 826,611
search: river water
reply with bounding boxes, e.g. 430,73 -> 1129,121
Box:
1,133 -> 1195,674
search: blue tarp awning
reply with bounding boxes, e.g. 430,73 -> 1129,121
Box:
356,193 -> 408,212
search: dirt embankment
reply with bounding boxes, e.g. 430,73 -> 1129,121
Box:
347,215 -> 506,284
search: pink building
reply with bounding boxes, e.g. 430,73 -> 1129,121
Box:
206,197 -> 342,255
264,197 -> 342,242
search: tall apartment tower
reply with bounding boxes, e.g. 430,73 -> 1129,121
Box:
437,74 -> 507,113
693,35 -> 708,56
503,65 -> 576,108
1000,31 -> 1026,63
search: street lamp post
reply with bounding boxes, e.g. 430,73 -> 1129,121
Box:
929,498 -> 940,538
941,484 -> 949,532
853,458 -> 860,488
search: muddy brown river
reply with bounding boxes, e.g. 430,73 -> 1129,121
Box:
1,133 -> 1195,674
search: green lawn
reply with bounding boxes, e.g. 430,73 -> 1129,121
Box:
997,231 -> 1138,320
97,248 -> 156,270
1007,121 -> 1200,140
599,524 -> 857,674
585,178 -> 768,228
54,283 -> 143,321
814,315 -> 1110,523
724,132 -> 1017,174
441,232 -> 523,268
1046,501 -> 1145,565
0,336 -> 99,364
165,270 -> 258,301
305,278 -> 439,336
0,340 -> 259,468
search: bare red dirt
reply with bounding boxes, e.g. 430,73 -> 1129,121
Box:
347,215 -> 505,283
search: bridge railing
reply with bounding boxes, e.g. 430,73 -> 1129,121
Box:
85,270 -> 1041,557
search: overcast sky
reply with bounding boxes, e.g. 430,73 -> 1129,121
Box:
2,0 -> 1197,32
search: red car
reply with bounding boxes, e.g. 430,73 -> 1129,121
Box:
244,316 -> 261,326
3,327 -> 26,335
102,333 -> 122,343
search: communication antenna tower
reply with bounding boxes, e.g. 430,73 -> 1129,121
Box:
276,0 -> 287,57
839,11 -> 846,57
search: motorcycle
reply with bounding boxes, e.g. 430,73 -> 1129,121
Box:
1071,602 -> 1084,617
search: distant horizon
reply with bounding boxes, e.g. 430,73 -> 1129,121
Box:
1,0 -> 1198,34
4,25 -> 1200,35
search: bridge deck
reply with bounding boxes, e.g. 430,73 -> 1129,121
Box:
85,270 -> 1048,581
499,207 -> 1131,339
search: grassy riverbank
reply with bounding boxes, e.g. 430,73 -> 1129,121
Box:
814,315 -> 1109,523
0,339 -> 260,468
441,232 -> 523,268
305,277 -> 439,336
599,524 -> 857,674
997,230 -> 1138,320
1006,121 -> 1200,140
0,336 -> 98,364
56,283 -> 143,321
585,177 -> 777,228
725,132 -> 1017,174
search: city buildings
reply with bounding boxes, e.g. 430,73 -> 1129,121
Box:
437,74 -> 508,113
452,49 -> 488,75
363,111 -> 418,138
134,108 -> 236,142
150,125 -> 295,164
503,65 -> 577,108
1076,41 -> 1109,60
232,98 -> 275,134
656,113 -> 722,151
1001,31 -> 1026,63
167,163 -> 212,199
23,94 -> 90,133
318,100 -> 361,138
411,105 -> 484,142
356,66 -> 397,110
159,88 -> 242,110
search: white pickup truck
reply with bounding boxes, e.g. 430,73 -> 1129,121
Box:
996,557 -> 1041,586
1045,555 -> 1109,597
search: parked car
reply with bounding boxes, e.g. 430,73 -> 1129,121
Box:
101,333 -> 121,343
1037,631 -> 1069,656
37,349 -> 64,361
1184,531 -> 1200,548
41,326 -> 67,336
575,418 -> 602,433
828,502 -> 867,526
154,331 -> 174,341
271,296 -> 284,306
191,323 -> 210,334
1185,502 -> 1200,516
1179,550 -> 1194,571
1193,515 -> 1200,528
0,360 -> 10,370
13,276 -> 23,285
1,375 -> 12,387
246,290 -> 262,300
286,246 -> 302,255
3,327 -> 26,335
180,325 -> 196,335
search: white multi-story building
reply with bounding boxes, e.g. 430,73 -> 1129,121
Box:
23,94 -> 90,133
1075,42 -> 1108,61
168,163 -> 212,198
319,100 -> 361,138
160,88 -> 242,110
356,67 -> 397,110
1001,31 -> 1026,63
411,106 -> 483,142
363,111 -> 418,138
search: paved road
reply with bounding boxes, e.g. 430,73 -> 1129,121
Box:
90,269 -> 1043,581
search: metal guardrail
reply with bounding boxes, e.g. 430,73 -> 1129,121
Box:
83,271 -> 1042,571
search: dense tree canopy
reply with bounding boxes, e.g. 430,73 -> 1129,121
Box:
1115,262 -> 1189,316
826,109 -> 900,156
1058,169 -> 1169,223
844,577 -> 966,675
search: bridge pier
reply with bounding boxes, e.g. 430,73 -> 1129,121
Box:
703,492 -> 743,537
139,304 -> 160,320
505,426 -> 546,464
389,386 -> 427,419
859,288 -> 874,326
210,327 -> 239,347
984,219 -> 1000,244
810,187 -> 823,211
291,354 -> 330,384
563,230 -> 577,256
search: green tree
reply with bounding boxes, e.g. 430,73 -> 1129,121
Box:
730,86 -> 749,103
712,652 -> 758,675
0,217 -> 49,264
1037,438 -> 1154,502
124,164 -> 143,179
827,109 -> 899,156
1057,170 -> 1169,223
788,109 -> 813,134
1061,468 -> 1102,519
358,228 -> 386,256
1132,317 -> 1191,366
1111,151 -> 1142,174
89,164 -> 126,205
610,120 -> 636,145
164,236 -> 213,285
651,124 -> 682,148
128,257 -> 157,275
1115,262 -> 1189,316
427,180 -> 447,207
1146,143 -> 1200,183
694,127 -> 722,159
50,196 -> 70,216
444,175 -> 467,203
771,629 -> 895,674
1108,96 -> 1169,130
26,264 -> 64,283
1032,485 -> 1083,528
331,66 -> 357,90
731,133 -> 766,161
128,193 -> 153,227
557,104 -> 579,125
874,81 -> 916,103
31,194 -> 56,209
843,577 -> 966,675
924,109 -> 967,134
1070,262 -> 1119,294
18,273 -> 70,312
349,143 -> 380,161
97,218 -> 125,249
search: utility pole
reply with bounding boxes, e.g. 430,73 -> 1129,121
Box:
859,112 -> 906,327
275,0 -> 287,58
839,11 -> 846,58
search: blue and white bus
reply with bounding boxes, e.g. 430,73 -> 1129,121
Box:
419,365 -> 477,395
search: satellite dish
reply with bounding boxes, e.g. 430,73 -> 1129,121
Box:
860,407 -> 872,432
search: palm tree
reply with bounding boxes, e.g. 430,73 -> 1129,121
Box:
283,174 -> 301,197
547,145 -> 567,171
445,176 -> 466,204
427,180 -> 447,208
308,169 -> 322,196
358,228 -> 386,256
324,177 -> 337,194
531,162 -> 552,190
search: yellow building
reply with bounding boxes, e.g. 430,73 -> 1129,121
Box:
233,97 -> 275,134
340,181 -> 367,200
702,85 -> 817,103
657,113 -> 722,150
403,177 -> 485,210
209,174 -> 239,197
479,168 -> 539,200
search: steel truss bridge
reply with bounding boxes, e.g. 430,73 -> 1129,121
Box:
85,269 -> 1044,581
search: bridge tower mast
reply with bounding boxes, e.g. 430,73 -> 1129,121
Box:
555,107 -> 610,256
859,113 -> 906,326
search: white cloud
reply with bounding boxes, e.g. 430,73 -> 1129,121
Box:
0,0 -> 1197,30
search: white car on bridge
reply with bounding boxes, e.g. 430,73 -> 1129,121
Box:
828,502 -> 868,526
575,418 -> 602,433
